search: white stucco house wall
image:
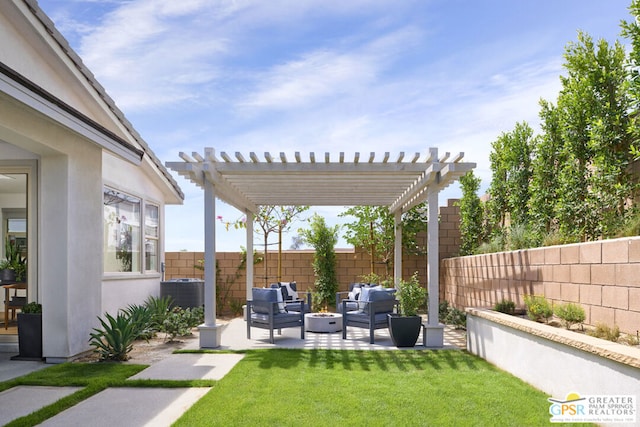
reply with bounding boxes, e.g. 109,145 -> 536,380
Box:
0,0 -> 183,362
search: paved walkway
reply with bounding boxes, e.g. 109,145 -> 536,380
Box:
0,318 -> 466,426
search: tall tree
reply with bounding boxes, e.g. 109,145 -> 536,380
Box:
487,122 -> 534,232
530,100 -> 563,235
340,206 -> 394,276
553,32 -> 632,240
298,214 -> 339,309
219,206 -> 308,285
339,204 -> 428,278
458,171 -> 483,256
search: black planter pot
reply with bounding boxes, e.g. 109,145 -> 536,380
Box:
388,314 -> 422,347
13,313 -> 43,361
0,268 -> 16,283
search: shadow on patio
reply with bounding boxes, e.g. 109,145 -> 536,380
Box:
212,317 -> 466,351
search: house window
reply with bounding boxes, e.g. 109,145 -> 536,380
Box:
145,204 -> 159,271
103,187 -> 141,273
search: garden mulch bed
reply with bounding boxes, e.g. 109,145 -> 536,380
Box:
73,331 -> 200,365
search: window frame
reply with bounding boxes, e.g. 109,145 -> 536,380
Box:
103,186 -> 162,275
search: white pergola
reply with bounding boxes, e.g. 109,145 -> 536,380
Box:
167,147 -> 475,348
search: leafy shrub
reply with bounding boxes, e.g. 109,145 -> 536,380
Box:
554,302 -> 585,330
184,306 -> 204,328
587,323 -> 620,342
22,301 -> 42,314
446,307 -> 467,329
159,306 -> 203,342
89,312 -> 137,361
161,307 -> 192,341
494,299 -> 516,314
438,301 -> 451,321
396,271 -> 427,316
524,295 -> 553,323
439,301 -> 466,329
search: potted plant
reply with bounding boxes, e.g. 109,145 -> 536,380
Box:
0,258 -> 15,282
388,271 -> 427,347
0,238 -> 26,283
13,301 -> 42,360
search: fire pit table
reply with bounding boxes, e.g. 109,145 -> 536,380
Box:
305,313 -> 342,333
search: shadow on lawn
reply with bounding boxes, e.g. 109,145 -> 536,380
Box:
246,349 -> 487,372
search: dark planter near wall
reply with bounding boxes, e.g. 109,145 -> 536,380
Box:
13,312 -> 43,360
388,314 -> 422,347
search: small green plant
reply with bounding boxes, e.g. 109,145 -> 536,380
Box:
494,299 -> 516,314
541,230 -> 579,247
506,223 -> 539,250
587,323 -> 620,342
439,300 -> 451,321
159,306 -> 203,342
554,302 -> 585,330
524,295 -> 553,323
621,333 -> 639,346
89,312 -> 137,361
2,237 -> 27,281
144,295 -> 173,331
475,235 -> 505,254
184,306 -> 204,328
229,298 -> 244,317
22,301 -> 42,314
444,306 -> 467,329
396,271 -> 427,316
439,300 -> 467,329
161,307 -> 192,342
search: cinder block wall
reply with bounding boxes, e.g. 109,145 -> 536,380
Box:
164,199 -> 463,310
442,237 -> 640,335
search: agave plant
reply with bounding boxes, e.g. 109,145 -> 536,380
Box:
121,303 -> 154,340
144,295 -> 173,331
89,312 -> 137,361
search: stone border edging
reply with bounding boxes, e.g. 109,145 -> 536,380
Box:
466,308 -> 640,370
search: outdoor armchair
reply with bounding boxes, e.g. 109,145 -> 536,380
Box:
342,287 -> 398,344
269,282 -> 312,313
247,287 -> 305,344
335,283 -> 375,313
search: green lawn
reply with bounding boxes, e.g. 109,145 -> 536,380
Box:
1,350 -> 592,427
176,349 -> 588,427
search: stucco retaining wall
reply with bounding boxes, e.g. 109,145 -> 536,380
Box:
467,308 -> 640,426
443,237 -> 640,335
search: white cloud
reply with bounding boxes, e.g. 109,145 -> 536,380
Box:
238,50 -> 377,110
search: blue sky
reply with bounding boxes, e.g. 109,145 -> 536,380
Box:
38,0 -> 632,251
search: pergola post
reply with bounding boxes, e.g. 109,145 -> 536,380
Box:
394,210 -> 402,285
246,211 -> 254,301
199,177 -> 221,348
424,188 -> 444,348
